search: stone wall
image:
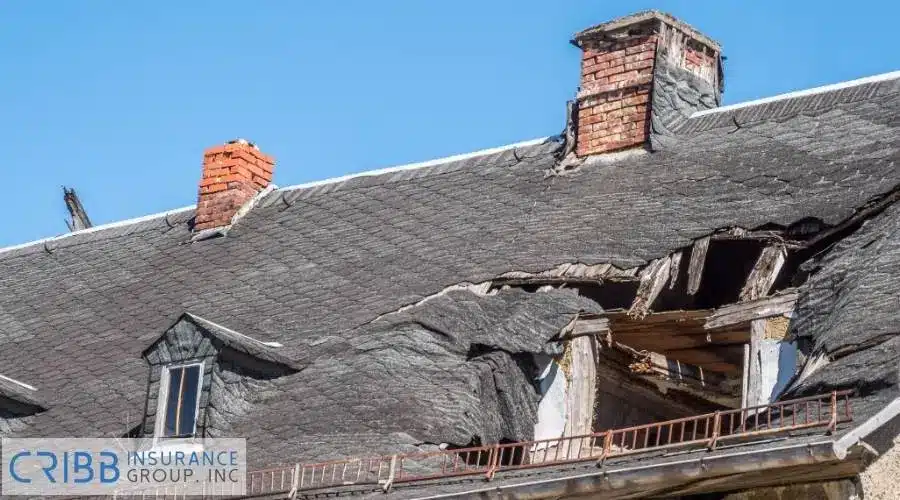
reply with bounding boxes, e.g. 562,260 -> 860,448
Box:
719,478 -> 860,500
860,435 -> 900,500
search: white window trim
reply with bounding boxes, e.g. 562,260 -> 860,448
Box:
153,362 -> 204,442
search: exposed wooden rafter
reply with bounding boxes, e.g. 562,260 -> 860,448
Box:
628,256 -> 672,319
739,245 -> 787,301
686,236 -> 710,295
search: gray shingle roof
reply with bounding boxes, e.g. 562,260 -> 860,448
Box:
0,72 -> 898,474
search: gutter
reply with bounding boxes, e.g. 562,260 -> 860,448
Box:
834,395 -> 900,459
414,440 -> 842,500
413,396 -> 900,499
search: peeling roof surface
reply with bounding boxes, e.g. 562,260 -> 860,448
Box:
0,73 -> 899,481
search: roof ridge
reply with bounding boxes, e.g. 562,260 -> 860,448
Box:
691,69 -> 900,118
0,373 -> 38,392
276,136 -> 551,194
0,137 -> 552,257
0,205 -> 195,257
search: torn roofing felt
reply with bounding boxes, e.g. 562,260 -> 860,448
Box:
0,73 -> 898,467
783,202 -> 900,413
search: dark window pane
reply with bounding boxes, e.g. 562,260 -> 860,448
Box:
178,366 -> 201,436
163,367 -> 183,437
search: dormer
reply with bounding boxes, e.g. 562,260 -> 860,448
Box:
0,374 -> 46,435
141,313 -> 299,441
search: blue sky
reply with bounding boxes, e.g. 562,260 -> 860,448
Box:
1,1 -> 898,246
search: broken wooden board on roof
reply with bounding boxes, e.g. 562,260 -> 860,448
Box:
704,290 -> 798,330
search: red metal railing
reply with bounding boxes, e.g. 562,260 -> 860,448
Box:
243,390 -> 853,496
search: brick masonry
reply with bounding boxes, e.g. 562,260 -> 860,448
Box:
195,140 -> 275,231
574,16 -> 720,157
577,35 -> 657,156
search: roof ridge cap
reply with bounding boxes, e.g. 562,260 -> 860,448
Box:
0,137 -> 555,257
691,69 -> 900,119
276,136 -> 552,195
0,373 -> 37,392
0,205 -> 195,257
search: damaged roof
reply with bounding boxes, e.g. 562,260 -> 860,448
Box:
0,70 -> 899,489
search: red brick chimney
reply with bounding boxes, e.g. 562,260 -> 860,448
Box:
572,11 -> 722,156
194,139 -> 274,232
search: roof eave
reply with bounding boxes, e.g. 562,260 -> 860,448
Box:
414,440 -> 849,499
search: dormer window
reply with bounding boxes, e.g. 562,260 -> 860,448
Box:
142,313 -> 300,440
156,363 -> 203,438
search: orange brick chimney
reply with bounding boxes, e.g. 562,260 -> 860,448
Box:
572,11 -> 722,156
194,139 -> 274,232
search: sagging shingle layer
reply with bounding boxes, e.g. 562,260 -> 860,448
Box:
0,75 -> 897,467
229,288 -> 599,467
787,202 -> 900,405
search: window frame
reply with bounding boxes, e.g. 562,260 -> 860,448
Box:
153,362 -> 204,440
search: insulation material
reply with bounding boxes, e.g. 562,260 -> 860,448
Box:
758,339 -> 798,403
532,355 -> 567,442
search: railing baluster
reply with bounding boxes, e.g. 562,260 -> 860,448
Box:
277,391 -> 852,493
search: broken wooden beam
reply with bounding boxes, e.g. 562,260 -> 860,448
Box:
738,245 -> 787,301
494,262 -> 639,286
604,342 -> 741,407
570,318 -> 609,337
704,290 -> 798,330
687,236 -> 710,295
628,256 -> 672,319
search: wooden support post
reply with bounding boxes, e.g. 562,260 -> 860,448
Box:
741,343 -> 750,409
687,236 -> 710,295
746,319 -> 765,408
564,334 -> 599,438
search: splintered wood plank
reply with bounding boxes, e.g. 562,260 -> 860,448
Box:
687,236 -> 710,295
571,317 -> 609,336
602,308 -> 751,355
628,256 -> 672,319
739,245 -> 787,301
668,250 -> 682,290
704,290 -> 798,330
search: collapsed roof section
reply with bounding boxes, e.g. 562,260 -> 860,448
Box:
224,288 -> 600,466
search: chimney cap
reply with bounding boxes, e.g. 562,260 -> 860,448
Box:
226,138 -> 260,150
572,10 -> 721,51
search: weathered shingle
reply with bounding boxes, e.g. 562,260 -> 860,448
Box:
0,74 -> 898,471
